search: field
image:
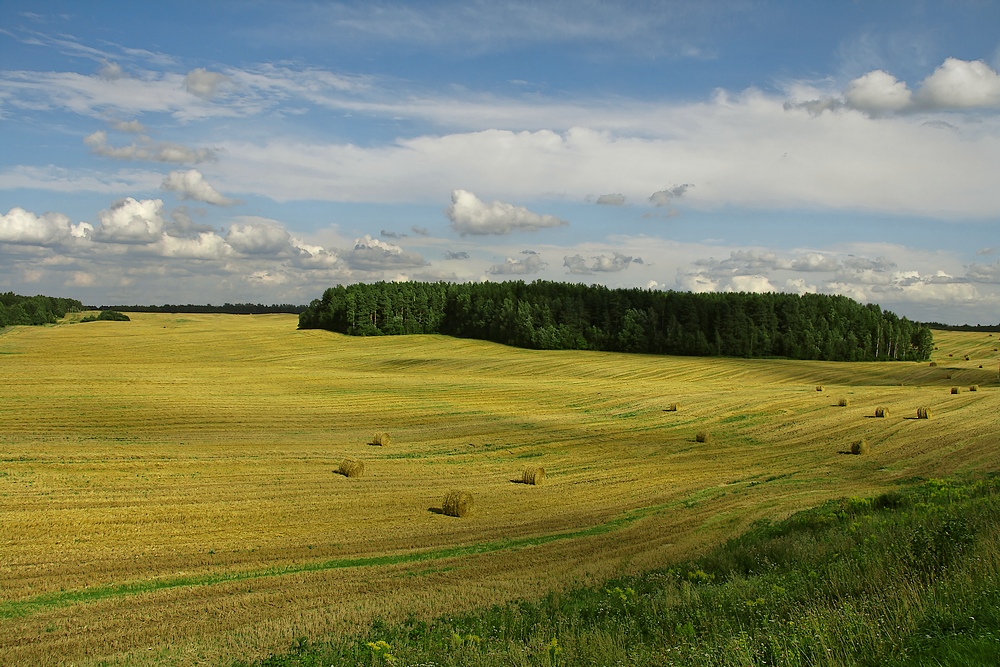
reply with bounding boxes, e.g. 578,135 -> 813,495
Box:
1,313 -> 998,666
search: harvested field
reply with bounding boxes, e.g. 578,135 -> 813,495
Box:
0,316 -> 997,666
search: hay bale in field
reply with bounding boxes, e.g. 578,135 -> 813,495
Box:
522,466 -> 546,485
951,387 -> 960,395
970,385 -> 979,392
442,490 -> 474,517
838,398 -> 849,407
964,355 -> 970,361
850,438 -> 870,455
816,385 -> 824,392
929,362 -> 937,367
370,432 -> 391,446
696,431 -> 711,443
874,407 -> 888,418
338,458 -> 366,478
916,406 -> 931,419
663,403 -> 679,412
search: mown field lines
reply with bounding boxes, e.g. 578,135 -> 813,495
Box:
0,315 -> 997,665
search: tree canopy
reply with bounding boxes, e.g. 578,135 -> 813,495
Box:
299,281 -> 933,362
0,292 -> 84,327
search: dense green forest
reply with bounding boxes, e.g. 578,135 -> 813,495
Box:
0,292 -> 84,327
299,281 -> 932,362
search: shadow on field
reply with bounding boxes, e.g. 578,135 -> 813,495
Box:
428,507 -> 445,515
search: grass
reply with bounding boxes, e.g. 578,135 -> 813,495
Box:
236,474 -> 1000,667
0,317 -> 997,666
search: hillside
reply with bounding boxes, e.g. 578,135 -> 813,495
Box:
0,314 -> 995,665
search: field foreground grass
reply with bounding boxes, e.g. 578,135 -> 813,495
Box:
0,314 -> 998,665
242,474 -> 1000,667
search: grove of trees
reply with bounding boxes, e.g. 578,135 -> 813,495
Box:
0,293 -> 84,327
298,281 -> 933,362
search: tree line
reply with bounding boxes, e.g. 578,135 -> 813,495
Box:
298,281 -> 933,362
0,292 -> 84,327
100,303 -> 306,314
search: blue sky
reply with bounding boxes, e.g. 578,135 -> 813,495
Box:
2,1 -> 999,324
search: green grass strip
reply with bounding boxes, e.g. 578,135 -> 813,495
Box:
0,487 -> 725,621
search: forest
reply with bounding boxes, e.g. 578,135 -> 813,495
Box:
298,281 -> 933,362
0,292 -> 84,327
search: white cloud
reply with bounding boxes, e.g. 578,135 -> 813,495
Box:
344,234 -> 427,270
916,58 -> 1000,109
85,131 -> 216,163
563,251 -> 636,274
94,197 -> 166,244
0,207 -> 87,246
226,218 -> 291,255
151,231 -> 232,260
183,68 -> 228,99
446,189 -> 568,236
649,184 -> 691,207
844,70 -> 912,114
161,169 -> 236,205
595,193 -> 626,206
724,274 -> 776,293
488,253 -> 547,275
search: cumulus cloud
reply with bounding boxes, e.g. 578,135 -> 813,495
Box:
649,184 -> 691,206
151,231 -> 232,260
226,217 -> 291,255
446,189 -> 568,236
724,275 -> 777,293
98,61 -> 126,81
183,68 -> 228,99
93,197 -> 166,244
595,193 -> 626,206
0,207 -> 91,246
84,131 -> 216,163
411,226 -> 429,236
915,58 -> 1000,109
564,251 -> 637,274
111,119 -> 145,133
804,58 -> 1000,116
161,169 -> 237,205
488,253 -> 547,275
844,70 -> 913,115
344,234 -> 427,270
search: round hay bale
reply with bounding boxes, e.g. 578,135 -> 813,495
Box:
838,398 -> 849,407
816,385 -> 824,392
664,403 -> 679,412
522,466 -> 546,485
442,490 -> 474,518
850,438 -> 870,455
874,406 -> 888,418
696,431 -> 711,443
969,384 -> 979,392
916,406 -> 931,419
951,387 -> 960,395
338,458 -> 366,478
929,362 -> 937,367
370,432 -> 391,446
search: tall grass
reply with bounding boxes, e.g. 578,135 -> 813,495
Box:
239,475 -> 1000,667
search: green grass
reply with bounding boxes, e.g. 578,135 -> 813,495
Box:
236,474 -> 1000,667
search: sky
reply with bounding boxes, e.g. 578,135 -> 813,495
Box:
1,1 -> 999,324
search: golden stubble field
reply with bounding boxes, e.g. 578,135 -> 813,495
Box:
1,313 -> 998,666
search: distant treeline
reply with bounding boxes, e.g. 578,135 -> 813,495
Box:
0,292 -> 84,327
99,303 -> 306,315
922,322 -> 1000,333
299,281 -> 933,362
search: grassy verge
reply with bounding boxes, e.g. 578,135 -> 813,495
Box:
236,474 -> 1000,667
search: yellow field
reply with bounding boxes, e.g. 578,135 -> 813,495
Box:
1,314 -> 998,666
